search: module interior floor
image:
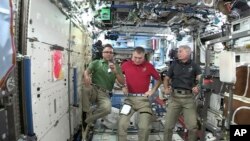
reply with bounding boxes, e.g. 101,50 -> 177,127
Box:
91,129 -> 183,141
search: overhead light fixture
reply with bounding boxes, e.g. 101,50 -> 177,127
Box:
183,28 -> 190,32
179,27 -> 186,36
202,0 -> 214,7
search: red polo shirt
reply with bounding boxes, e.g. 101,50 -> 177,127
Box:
121,60 -> 160,93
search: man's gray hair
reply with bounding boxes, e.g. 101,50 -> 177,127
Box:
179,45 -> 192,55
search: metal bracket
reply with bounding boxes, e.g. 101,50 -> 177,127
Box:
16,53 -> 25,61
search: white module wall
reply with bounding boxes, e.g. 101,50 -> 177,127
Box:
69,25 -> 92,132
26,0 -> 92,140
70,26 -> 92,129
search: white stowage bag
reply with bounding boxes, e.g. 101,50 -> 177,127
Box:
99,107 -> 120,129
99,107 -> 137,129
219,51 -> 236,83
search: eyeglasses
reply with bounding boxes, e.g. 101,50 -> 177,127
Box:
102,51 -> 114,54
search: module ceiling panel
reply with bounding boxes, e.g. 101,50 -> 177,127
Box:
112,25 -> 171,34
109,0 -> 218,34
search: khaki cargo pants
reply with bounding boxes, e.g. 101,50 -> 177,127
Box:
118,96 -> 153,141
164,93 -> 198,141
82,86 -> 111,124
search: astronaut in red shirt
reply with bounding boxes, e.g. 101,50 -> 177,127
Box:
117,46 -> 162,141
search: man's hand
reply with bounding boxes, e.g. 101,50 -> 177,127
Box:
192,85 -> 199,95
83,76 -> 91,87
145,89 -> 154,97
109,62 -> 117,74
122,87 -> 128,95
83,70 -> 92,87
164,86 -> 172,95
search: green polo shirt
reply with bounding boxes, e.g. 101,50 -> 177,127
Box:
88,59 -> 122,91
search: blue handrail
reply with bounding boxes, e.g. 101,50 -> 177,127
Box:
24,56 -> 34,136
73,67 -> 78,106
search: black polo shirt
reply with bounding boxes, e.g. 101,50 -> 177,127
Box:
166,60 -> 202,90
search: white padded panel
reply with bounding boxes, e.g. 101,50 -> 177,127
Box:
219,51 -> 236,83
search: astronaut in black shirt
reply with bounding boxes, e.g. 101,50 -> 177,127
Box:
163,45 -> 202,141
